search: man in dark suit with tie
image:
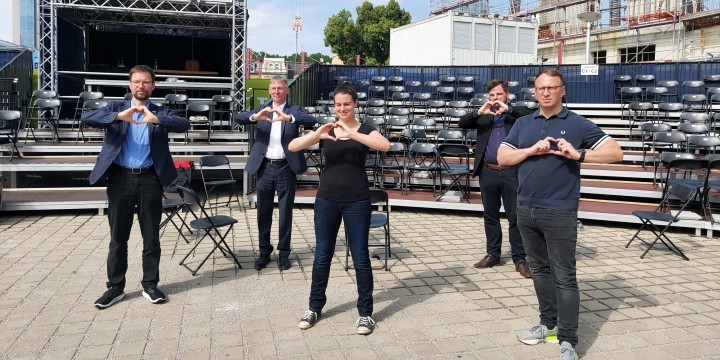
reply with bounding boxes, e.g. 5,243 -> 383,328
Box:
459,79 -> 533,278
82,65 -> 190,308
235,76 -> 316,270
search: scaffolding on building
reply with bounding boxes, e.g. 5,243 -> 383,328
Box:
35,0 -> 247,107
431,0 -> 720,62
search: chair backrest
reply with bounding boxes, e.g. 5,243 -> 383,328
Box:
663,183 -> 698,215
367,98 -> 385,108
32,90 -> 57,99
212,95 -> 233,104
427,100 -> 445,108
355,79 -> 371,87
436,129 -> 464,143
447,100 -> 468,109
315,115 -> 336,124
200,154 -> 231,168
405,80 -> 421,88
682,80 -> 705,89
388,85 -> 405,93
369,189 -> 389,207
187,102 -> 211,114
79,91 -> 104,101
613,75 -> 632,84
401,128 -> 427,141
411,117 -> 435,129
658,102 -> 683,112
389,107 -> 410,117
165,94 -> 188,103
628,101 -> 653,111
413,92 -> 432,101
654,131 -> 686,147
175,185 -> 214,220
0,110 -> 21,121
513,100 -> 538,110
679,112 -> 708,124
34,98 -> 61,109
641,122 -> 671,133
658,80 -> 679,88
83,100 -> 109,110
391,92 -> 410,101
687,135 -> 720,149
668,158 -> 709,171
365,107 -> 385,117
678,121 -> 708,133
444,109 -> 467,118
470,98 -> 487,107
635,74 -> 655,87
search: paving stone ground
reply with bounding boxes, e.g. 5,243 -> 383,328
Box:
1,200 -> 720,359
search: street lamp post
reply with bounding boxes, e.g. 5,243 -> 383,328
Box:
577,12 -> 601,64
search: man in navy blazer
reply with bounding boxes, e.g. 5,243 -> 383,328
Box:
235,76 -> 316,270
82,65 -> 190,309
458,79 -> 533,278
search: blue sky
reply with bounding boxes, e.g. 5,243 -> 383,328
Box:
0,0 -> 430,57
247,0 -> 430,56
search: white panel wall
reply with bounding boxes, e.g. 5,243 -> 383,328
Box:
390,12 -> 538,66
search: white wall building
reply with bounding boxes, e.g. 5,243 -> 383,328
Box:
389,11 -> 538,66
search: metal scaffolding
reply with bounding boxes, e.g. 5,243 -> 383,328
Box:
36,0 -> 247,108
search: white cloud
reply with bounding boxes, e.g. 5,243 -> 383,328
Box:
0,0 -> 14,43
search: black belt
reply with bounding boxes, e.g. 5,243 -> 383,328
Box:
265,158 -> 287,165
484,163 -> 513,171
112,164 -> 153,174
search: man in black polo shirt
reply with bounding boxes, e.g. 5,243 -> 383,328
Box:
458,79 -> 533,278
498,69 -> 623,360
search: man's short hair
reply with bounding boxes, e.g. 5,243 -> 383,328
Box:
536,69 -> 564,86
269,75 -> 288,87
129,65 -> 155,83
486,79 -> 509,93
333,82 -> 358,102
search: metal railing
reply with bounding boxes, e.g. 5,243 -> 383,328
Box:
307,62 -> 720,104
0,49 -> 33,111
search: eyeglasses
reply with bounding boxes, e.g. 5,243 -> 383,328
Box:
534,86 -> 563,93
130,80 -> 153,87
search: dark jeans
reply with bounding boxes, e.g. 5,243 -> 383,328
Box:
106,166 -> 163,292
309,197 -> 373,316
256,160 -> 296,258
516,204 -> 579,346
480,166 -> 524,262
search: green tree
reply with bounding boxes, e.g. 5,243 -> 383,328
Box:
324,0 -> 411,65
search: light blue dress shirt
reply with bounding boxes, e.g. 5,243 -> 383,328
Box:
114,100 -> 153,169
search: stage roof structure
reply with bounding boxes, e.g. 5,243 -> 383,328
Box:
37,0 -> 247,107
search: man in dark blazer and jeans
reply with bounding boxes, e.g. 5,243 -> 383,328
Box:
459,79 -> 533,278
235,76 -> 316,270
82,65 -> 190,308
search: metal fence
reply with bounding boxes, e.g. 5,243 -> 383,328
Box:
286,62 -> 720,106
0,49 -> 34,111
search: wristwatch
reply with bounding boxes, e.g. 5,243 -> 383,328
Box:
577,149 -> 586,163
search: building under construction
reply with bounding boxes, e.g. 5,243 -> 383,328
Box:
430,0 -> 720,64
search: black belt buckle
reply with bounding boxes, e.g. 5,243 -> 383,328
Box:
266,158 -> 286,165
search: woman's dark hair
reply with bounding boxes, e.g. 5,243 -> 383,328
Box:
333,82 -> 358,102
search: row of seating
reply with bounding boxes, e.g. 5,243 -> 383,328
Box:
614,74 -> 720,103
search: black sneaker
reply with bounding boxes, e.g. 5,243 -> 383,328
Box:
94,288 -> 125,309
298,310 -> 320,329
142,286 -> 166,304
254,254 -> 271,270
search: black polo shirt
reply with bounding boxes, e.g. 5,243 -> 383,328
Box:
501,107 -> 611,211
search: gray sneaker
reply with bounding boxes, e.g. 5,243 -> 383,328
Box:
560,341 -> 578,360
356,316 -> 376,335
298,310 -> 319,330
517,324 -> 558,345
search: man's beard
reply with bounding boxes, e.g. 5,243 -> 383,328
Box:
133,91 -> 151,101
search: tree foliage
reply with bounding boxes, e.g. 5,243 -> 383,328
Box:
324,0 -> 411,65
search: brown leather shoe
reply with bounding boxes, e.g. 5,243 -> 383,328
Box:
473,254 -> 500,268
515,260 -> 532,278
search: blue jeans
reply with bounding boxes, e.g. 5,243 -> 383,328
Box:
480,166 -> 524,262
516,204 -> 579,346
309,197 -> 373,316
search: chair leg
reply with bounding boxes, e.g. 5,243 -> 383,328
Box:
181,226 -> 242,275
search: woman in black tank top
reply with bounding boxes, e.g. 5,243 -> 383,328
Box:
289,83 -> 390,335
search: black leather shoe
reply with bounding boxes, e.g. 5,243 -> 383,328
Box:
278,257 -> 291,270
254,254 -> 271,270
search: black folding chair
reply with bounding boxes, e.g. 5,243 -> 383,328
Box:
345,189 -> 392,271
436,143 -> 471,202
160,166 -> 197,244
198,155 -> 240,212
176,186 -> 242,275
0,110 -> 23,160
626,183 -> 697,260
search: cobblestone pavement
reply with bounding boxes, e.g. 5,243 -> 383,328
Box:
1,201 -> 720,359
